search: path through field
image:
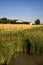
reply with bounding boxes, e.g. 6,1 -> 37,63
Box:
9,53 -> 43,65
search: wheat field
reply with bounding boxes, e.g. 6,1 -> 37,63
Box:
0,24 -> 43,64
0,24 -> 43,31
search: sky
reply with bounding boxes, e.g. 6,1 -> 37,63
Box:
0,0 -> 43,23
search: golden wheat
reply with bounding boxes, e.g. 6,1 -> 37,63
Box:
0,24 -> 43,31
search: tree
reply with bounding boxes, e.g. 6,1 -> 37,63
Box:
0,18 -> 7,24
35,19 -> 40,25
1,18 -> 7,21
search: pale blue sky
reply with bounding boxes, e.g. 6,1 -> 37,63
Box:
0,0 -> 43,23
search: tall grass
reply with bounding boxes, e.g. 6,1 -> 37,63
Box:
0,25 -> 43,64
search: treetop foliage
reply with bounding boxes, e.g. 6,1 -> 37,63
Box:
35,19 -> 40,25
0,17 -> 30,24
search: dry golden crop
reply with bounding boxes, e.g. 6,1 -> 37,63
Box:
0,24 -> 43,31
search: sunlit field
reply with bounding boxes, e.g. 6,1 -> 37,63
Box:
0,24 -> 43,31
0,24 -> 43,65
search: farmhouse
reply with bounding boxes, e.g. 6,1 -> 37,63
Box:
16,20 -> 32,25
16,20 -> 22,23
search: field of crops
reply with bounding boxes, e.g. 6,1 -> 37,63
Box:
0,24 -> 43,30
0,24 -> 43,64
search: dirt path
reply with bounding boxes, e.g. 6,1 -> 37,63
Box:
9,53 -> 43,65
14,54 -> 37,65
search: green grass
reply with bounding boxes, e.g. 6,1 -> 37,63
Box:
0,26 -> 43,64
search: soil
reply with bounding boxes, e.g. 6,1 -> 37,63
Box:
9,53 -> 43,65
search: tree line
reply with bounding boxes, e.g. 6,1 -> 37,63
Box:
0,17 -> 40,24
0,18 -> 17,24
0,18 -> 30,24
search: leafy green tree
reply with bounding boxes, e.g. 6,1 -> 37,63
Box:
0,17 -> 7,24
35,19 -> 40,25
1,18 -> 7,21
